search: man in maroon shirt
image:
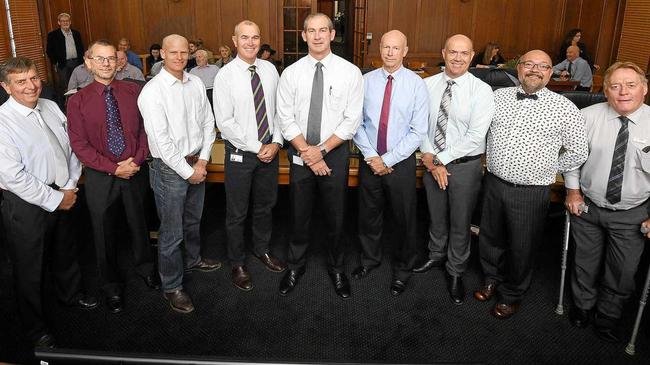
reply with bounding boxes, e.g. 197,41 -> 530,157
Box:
67,40 -> 158,313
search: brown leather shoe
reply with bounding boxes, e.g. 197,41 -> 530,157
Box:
163,289 -> 194,313
186,258 -> 222,273
232,265 -> 253,291
491,302 -> 519,319
257,253 -> 286,272
474,283 -> 497,302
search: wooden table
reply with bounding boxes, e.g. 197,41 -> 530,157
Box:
547,79 -> 580,92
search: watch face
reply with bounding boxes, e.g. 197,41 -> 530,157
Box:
433,158 -> 441,166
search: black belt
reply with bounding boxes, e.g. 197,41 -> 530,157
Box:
49,183 -> 60,190
449,154 -> 482,165
185,154 -> 200,165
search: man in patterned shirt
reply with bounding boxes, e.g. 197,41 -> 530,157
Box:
473,50 -> 588,319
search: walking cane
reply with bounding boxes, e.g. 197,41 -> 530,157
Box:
625,226 -> 650,356
555,210 -> 571,315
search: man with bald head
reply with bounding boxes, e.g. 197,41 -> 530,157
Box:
553,45 -> 592,91
413,34 -> 494,305
138,34 -> 219,313
115,51 -> 145,82
352,30 -> 428,296
474,50 -> 588,319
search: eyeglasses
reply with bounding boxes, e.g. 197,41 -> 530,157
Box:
518,61 -> 552,71
90,56 -> 117,64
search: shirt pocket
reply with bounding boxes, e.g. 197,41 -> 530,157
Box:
633,141 -> 650,174
327,86 -> 345,113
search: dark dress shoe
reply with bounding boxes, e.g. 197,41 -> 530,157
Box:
569,307 -> 591,328
329,272 -> 351,299
163,289 -> 194,313
106,295 -> 123,313
257,253 -> 286,272
352,265 -> 375,279
474,283 -> 497,302
144,274 -> 161,290
232,265 -> 253,291
34,333 -> 56,348
594,312 -> 620,343
186,258 -> 222,273
413,258 -> 444,273
390,279 -> 407,296
492,302 -> 520,319
67,293 -> 99,310
279,267 -> 305,296
447,274 -> 465,305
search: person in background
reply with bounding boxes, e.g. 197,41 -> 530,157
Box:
258,44 -> 276,61
470,42 -> 505,68
189,49 -> 220,108
115,51 -> 145,82
67,50 -> 94,91
117,38 -> 144,71
46,13 -> 84,98
215,45 -> 234,68
146,44 -> 162,73
553,45 -> 593,91
558,28 -> 599,71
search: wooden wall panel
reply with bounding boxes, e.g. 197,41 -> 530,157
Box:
616,0 -> 650,71
500,0 -> 532,59
413,0 -> 445,55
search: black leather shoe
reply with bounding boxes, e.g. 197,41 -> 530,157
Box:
390,280 -> 407,296
34,333 -> 56,349
67,293 -> 98,310
186,258 -> 222,273
279,267 -> 305,296
447,273 -> 465,305
352,265 -> 375,280
106,295 -> 123,313
329,272 -> 351,299
232,265 -> 253,291
594,312 -> 620,343
413,258 -> 444,273
569,307 -> 591,328
144,274 -> 161,290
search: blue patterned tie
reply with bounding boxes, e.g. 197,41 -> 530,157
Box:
104,85 -> 126,157
249,65 -> 270,143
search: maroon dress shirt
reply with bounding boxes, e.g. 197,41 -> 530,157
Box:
67,80 -> 149,174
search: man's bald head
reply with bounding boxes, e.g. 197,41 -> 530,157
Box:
161,34 -> 189,78
381,30 -> 407,48
379,30 -> 409,73
442,34 -> 474,78
566,45 -> 579,62
444,34 -> 473,51
162,34 -> 188,50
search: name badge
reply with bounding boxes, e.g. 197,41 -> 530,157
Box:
230,153 -> 243,163
292,154 -> 304,166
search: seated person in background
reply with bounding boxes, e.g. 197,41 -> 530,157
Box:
149,60 -> 164,77
67,50 -> 93,91
553,45 -> 592,91
146,43 -> 162,72
258,44 -> 276,61
470,42 -> 505,68
118,37 -> 144,71
215,45 -> 234,68
190,49 -> 220,108
115,50 -> 145,82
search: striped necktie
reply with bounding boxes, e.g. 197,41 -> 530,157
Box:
433,80 -> 455,154
249,65 -> 270,143
605,116 -> 629,204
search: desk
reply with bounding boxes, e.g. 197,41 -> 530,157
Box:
548,79 -> 580,92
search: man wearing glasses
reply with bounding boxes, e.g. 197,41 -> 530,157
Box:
67,40 -> 158,314
474,50 -> 588,319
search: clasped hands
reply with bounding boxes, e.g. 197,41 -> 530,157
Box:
257,143 -> 280,164
299,145 -> 331,176
365,156 -> 392,176
188,159 -> 208,184
421,153 -> 451,190
114,157 -> 140,179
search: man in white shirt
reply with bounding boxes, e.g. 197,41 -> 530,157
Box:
276,13 -> 364,298
213,20 -> 286,292
138,34 -> 219,314
0,57 -> 97,349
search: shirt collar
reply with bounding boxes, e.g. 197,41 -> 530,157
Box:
307,52 -> 334,69
515,85 -> 549,97
234,55 -> 259,72
160,67 -> 189,85
442,71 -> 470,87
380,65 -> 405,80
7,96 -> 39,118
87,80 -> 115,95
61,28 -> 72,36
606,103 -> 644,125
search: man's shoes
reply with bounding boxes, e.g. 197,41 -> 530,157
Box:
67,293 -> 98,310
232,265 -> 253,291
144,274 -> 161,290
256,253 -> 286,272
447,273 -> 465,305
163,289 -> 194,313
491,302 -> 520,319
594,312 -> 620,343
474,283 -> 497,302
390,279 -> 407,296
352,265 -> 375,279
33,333 -> 56,349
329,271 -> 351,299
279,267 -> 305,296
186,258 -> 222,273
106,295 -> 123,313
413,258 -> 444,273
569,307 -> 591,328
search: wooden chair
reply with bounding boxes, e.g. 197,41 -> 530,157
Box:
590,74 -> 603,93
139,54 -> 149,76
407,61 -> 427,69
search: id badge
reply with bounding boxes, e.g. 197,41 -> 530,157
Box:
292,154 -> 304,166
230,150 -> 243,163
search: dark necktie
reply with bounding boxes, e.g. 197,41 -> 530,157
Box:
516,92 -> 538,101
104,85 -> 126,157
433,80 -> 454,154
567,62 -> 573,77
605,116 -> 630,204
377,75 -> 393,155
306,62 -> 323,145
249,65 -> 270,143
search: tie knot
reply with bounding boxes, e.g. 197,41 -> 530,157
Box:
387,75 -> 393,81
315,62 -> 323,70
447,80 -> 455,87
104,85 -> 112,95
249,65 -> 256,73
618,115 -> 629,126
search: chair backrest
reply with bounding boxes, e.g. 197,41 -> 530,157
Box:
469,68 -> 518,90
560,91 -> 607,110
591,74 -> 603,93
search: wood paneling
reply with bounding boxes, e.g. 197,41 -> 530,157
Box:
616,0 -> 650,71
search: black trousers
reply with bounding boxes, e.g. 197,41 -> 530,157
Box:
478,173 -> 550,304
357,154 -> 417,281
2,190 -> 82,341
571,198 -> 648,319
84,167 -> 154,297
287,143 -> 349,272
224,142 -> 279,266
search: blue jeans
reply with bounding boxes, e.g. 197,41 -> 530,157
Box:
149,159 -> 204,293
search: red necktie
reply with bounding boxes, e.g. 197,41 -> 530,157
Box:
377,75 -> 393,155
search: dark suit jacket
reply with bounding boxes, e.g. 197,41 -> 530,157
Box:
46,28 -> 84,68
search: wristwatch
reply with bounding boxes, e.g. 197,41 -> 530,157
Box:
433,157 -> 442,166
320,146 -> 328,157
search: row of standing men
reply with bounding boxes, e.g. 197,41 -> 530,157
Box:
1,13 -> 649,350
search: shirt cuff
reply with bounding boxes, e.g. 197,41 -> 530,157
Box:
179,163 -> 195,180
44,189 -> 64,213
437,151 -> 452,165
563,171 -> 581,189
247,140 -> 263,154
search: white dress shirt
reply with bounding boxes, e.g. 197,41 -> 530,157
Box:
420,71 -> 495,164
0,97 -> 81,212
277,52 -> 364,144
213,56 -> 283,153
138,67 -> 216,179
564,102 -> 650,210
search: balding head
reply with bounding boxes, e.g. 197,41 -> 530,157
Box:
442,34 -> 474,78
566,45 -> 579,62
161,34 -> 189,79
380,30 -> 408,73
517,49 -> 553,93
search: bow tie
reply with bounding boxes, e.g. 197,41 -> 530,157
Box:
516,92 -> 538,101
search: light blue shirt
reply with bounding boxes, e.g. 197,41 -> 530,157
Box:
354,66 -> 429,167
420,71 -> 494,165
553,56 -> 592,88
